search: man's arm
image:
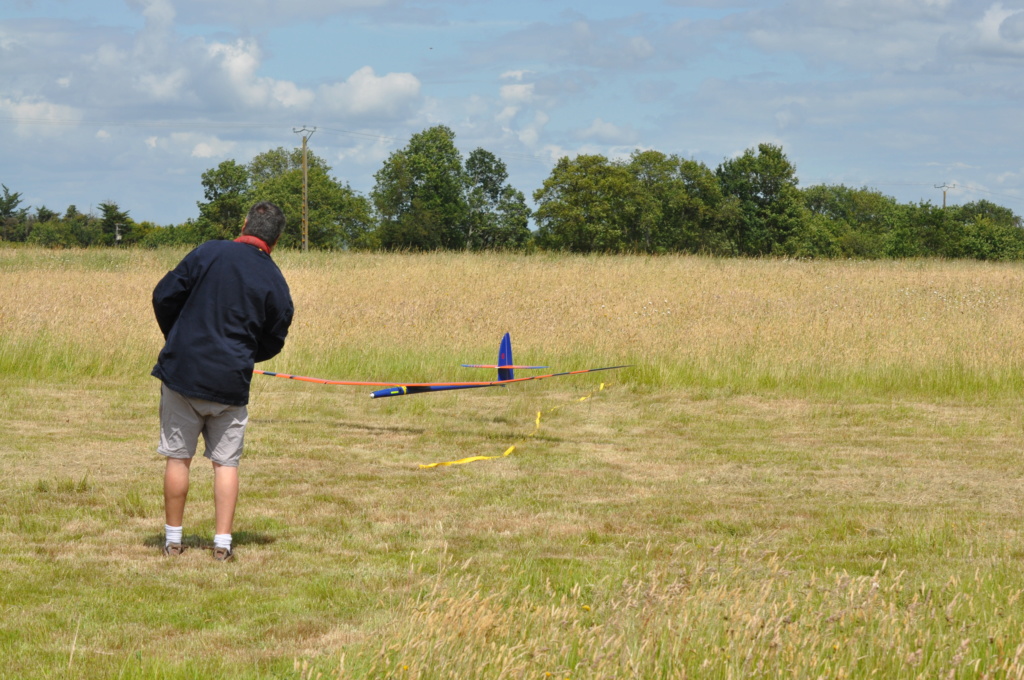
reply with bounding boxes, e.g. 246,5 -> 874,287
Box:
152,261 -> 193,338
254,290 -> 294,363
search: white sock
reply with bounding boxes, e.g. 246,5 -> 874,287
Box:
165,525 -> 183,547
213,533 -> 232,550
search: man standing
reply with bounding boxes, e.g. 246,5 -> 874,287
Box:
152,201 -> 293,561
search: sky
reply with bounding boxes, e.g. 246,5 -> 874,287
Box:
2,0 -> 1024,225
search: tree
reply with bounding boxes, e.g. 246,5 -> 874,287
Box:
464,149 -> 531,250
248,146 -> 331,186
35,205 -> 59,223
715,143 -> 806,255
954,200 -> 1021,230
882,202 -> 936,258
27,219 -> 78,248
372,125 -> 470,250
934,200 -> 1024,260
64,205 -> 104,246
625,151 -> 734,254
196,160 -> 251,240
98,201 -> 134,245
1,184 -> 29,241
246,147 -> 374,250
533,154 -> 636,252
798,185 -> 903,258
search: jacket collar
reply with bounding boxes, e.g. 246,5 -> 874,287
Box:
234,234 -> 273,255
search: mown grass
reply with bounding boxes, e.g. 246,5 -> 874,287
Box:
1,247 -> 1024,678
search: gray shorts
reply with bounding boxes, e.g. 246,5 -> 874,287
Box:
157,383 -> 248,467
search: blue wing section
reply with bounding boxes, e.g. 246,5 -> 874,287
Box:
370,384 -> 491,398
497,332 -> 514,382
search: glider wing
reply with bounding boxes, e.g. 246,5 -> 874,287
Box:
254,332 -> 629,399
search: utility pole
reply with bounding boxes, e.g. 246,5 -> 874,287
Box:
293,126 -> 317,251
935,183 -> 955,209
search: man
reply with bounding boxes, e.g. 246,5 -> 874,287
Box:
152,201 -> 293,561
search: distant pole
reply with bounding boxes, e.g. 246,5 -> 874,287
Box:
293,126 -> 317,251
934,183 -> 955,209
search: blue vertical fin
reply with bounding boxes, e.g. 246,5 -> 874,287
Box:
497,332 -> 514,382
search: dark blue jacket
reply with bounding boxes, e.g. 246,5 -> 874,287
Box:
152,239 -> 293,406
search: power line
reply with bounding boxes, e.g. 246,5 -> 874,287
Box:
315,126 -> 398,142
951,183 -> 1024,205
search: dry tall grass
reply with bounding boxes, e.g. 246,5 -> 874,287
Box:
3,248 -> 1023,395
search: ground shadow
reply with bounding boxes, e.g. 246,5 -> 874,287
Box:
143,531 -> 276,550
254,418 -> 426,435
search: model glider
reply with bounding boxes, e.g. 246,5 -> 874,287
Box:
254,332 -> 629,399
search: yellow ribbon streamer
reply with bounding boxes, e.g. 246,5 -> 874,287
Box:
419,383 -> 607,469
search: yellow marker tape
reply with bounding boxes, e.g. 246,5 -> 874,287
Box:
419,383 -> 607,469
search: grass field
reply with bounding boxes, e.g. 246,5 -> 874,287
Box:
2,247 -> 1024,678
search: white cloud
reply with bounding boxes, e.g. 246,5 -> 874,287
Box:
171,0 -> 391,26
137,0 -> 177,29
539,143 -> 572,163
318,66 -> 421,118
206,39 -> 263,105
535,140 -> 640,164
576,117 -> 638,145
515,111 -> 549,147
1002,9 -> 1024,41
136,68 -> 189,101
948,3 -> 1024,57
1,30 -> 19,53
495,82 -> 537,124
500,83 -> 535,105
96,130 -> 111,140
463,14 -> 674,74
270,80 -> 317,109
206,38 -> 315,108
496,106 -> 519,125
730,0 -> 962,73
996,170 -> 1022,185
629,35 -> 655,59
0,96 -> 80,136
500,70 -> 532,82
92,43 -> 129,69
776,0 -> 953,30
332,136 -> 394,167
926,161 -> 979,170
142,132 -> 236,159
191,139 -> 236,158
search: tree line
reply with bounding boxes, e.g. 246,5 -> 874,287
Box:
3,125 -> 1022,259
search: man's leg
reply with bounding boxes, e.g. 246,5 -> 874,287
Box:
213,462 -> 238,536
163,457 -> 192,555
159,384 -> 202,554
212,462 -> 238,560
164,457 -> 193,527
204,403 -> 245,561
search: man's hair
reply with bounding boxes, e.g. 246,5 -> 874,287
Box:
244,201 -> 286,245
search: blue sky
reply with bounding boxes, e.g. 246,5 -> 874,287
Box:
2,0 -> 1024,225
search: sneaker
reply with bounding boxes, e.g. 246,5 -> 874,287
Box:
163,543 -> 185,556
213,547 -> 234,562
